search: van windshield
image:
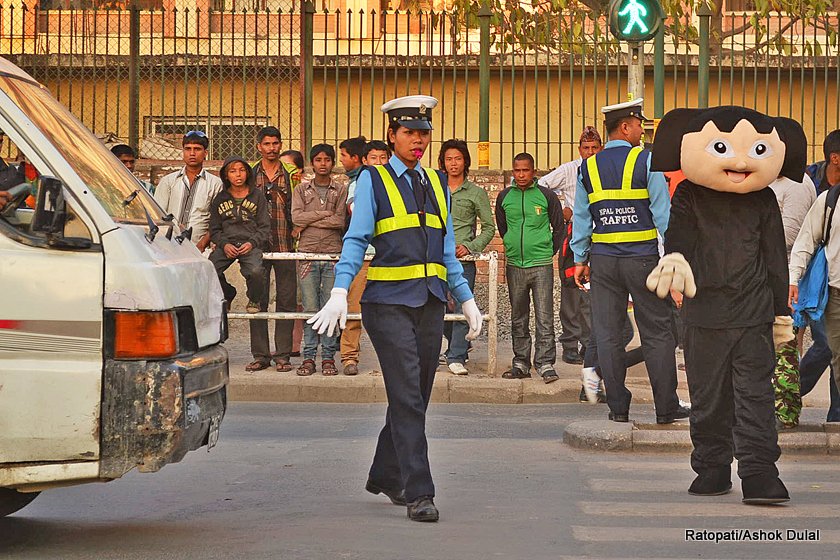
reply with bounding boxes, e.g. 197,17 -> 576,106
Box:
0,74 -> 162,224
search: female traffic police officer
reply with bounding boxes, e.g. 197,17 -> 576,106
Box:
309,95 -> 483,522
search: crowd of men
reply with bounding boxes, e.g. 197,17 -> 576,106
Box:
4,117 -> 838,426
100,128 -> 495,379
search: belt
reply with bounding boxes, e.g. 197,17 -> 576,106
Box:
830,286 -> 840,296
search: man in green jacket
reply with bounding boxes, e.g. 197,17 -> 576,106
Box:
496,152 -> 565,383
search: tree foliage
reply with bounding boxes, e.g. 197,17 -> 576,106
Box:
410,0 -> 840,55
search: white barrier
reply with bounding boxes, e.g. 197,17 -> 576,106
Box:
227,251 -> 500,375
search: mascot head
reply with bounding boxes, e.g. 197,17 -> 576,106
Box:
651,106 -> 806,193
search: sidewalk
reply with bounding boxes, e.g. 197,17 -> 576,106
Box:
224,319 -> 834,410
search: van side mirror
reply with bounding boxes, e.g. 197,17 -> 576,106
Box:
31,176 -> 91,249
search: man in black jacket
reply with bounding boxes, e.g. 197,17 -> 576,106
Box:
209,156 -> 271,313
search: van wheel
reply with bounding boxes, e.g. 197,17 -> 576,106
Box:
0,488 -> 40,517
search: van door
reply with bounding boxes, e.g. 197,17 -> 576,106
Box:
0,129 -> 104,463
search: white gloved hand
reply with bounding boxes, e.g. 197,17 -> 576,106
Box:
773,315 -> 795,348
462,298 -> 483,341
307,288 -> 348,337
645,252 -> 697,299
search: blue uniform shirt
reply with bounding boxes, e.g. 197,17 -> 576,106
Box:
334,154 -> 473,304
571,139 -> 670,263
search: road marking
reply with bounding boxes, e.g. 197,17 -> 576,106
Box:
580,501 -> 840,518
571,526 -> 840,543
587,479 -> 840,493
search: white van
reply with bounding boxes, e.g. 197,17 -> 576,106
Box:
0,57 -> 228,516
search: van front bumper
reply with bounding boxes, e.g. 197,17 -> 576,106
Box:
99,344 -> 229,479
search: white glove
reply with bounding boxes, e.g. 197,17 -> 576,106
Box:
462,298 -> 483,341
773,315 -> 795,347
307,288 -> 347,337
645,252 -> 697,299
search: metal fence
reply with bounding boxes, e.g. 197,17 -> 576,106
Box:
1,3 -> 839,168
227,251 -> 500,375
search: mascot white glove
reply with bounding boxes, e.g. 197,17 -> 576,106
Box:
773,315 -> 795,348
462,298 -> 483,341
307,288 -> 347,337
645,252 -> 697,299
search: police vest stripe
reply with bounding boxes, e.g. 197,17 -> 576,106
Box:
368,164 -> 448,283
366,262 -> 447,282
372,165 -> 447,238
587,147 -> 645,204
591,228 -> 657,243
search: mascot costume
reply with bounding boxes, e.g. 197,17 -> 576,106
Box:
646,106 -> 806,505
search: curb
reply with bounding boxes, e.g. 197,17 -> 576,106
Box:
228,374 -> 595,404
563,420 -> 840,455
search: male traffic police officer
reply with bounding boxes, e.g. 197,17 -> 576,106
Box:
570,98 -> 688,424
309,95 -> 483,522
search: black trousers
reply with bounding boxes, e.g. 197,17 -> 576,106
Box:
363,298 -> 444,503
684,324 -> 780,480
250,260 -> 297,362
558,279 -> 591,353
209,248 -> 265,304
590,253 -> 679,417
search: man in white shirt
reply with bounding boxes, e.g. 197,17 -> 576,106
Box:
154,131 -> 223,252
770,174 -> 817,257
789,181 -> 840,407
539,126 -> 602,366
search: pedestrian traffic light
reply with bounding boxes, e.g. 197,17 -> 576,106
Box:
609,0 -> 664,42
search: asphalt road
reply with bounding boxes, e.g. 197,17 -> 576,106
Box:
2,403 -> 839,560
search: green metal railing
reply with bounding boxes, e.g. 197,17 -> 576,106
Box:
1,3 -> 838,167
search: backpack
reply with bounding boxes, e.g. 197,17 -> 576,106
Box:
792,184 -> 840,327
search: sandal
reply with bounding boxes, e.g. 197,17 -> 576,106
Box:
245,360 -> 271,372
275,359 -> 293,372
297,359 -> 316,376
322,359 -> 338,376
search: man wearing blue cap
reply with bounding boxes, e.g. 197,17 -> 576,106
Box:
309,95 -> 483,522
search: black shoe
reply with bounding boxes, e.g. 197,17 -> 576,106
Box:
502,365 -> 530,380
562,349 -> 584,365
596,389 -> 608,404
741,473 -> 790,505
608,411 -> 629,423
579,387 -> 588,403
407,496 -> 439,522
365,479 -> 406,506
657,405 -> 691,425
541,369 -> 559,384
688,468 -> 732,496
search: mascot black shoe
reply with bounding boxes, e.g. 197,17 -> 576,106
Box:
688,467 -> 732,496
646,105 -> 807,506
741,473 -> 790,505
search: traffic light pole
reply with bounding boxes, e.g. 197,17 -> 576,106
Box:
627,43 -> 645,100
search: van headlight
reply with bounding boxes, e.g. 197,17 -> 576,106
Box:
106,308 -> 198,360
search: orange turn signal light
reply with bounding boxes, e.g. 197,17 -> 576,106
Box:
113,311 -> 178,359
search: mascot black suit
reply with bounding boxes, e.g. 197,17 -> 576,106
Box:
646,106 -> 807,505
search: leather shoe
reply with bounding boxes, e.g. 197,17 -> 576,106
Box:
608,411 -> 629,423
365,479 -> 406,506
656,405 -> 690,425
407,496 -> 439,522
562,349 -> 584,365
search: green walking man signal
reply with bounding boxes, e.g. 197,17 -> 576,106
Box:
609,0 -> 664,42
